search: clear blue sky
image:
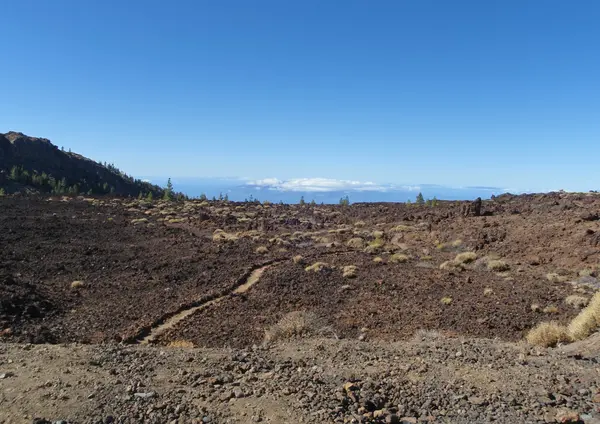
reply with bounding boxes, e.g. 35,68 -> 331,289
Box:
2,0 -> 599,192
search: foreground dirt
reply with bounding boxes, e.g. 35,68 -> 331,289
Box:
1,335 -> 599,424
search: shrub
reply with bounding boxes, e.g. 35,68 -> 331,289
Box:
390,253 -> 409,264
263,311 -> 323,343
305,262 -> 331,273
346,237 -> 365,249
391,225 -> 412,232
487,260 -> 510,272
567,292 -> 600,340
212,229 -> 238,242
579,269 -> 596,277
71,280 -> 85,289
546,272 -> 569,283
255,246 -> 268,254
368,238 -> 385,249
455,252 -> 477,264
168,340 -> 195,348
564,295 -> 589,309
373,257 -> 383,264
354,220 -> 366,227
372,230 -> 384,239
342,265 -> 357,278
439,260 -> 464,270
440,297 -> 453,305
543,305 -> 559,314
526,322 -> 571,347
292,255 -> 304,265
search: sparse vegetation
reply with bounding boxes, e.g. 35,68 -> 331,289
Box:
567,292 -> 600,341
526,322 -> 571,347
440,297 -> 453,305
390,253 -> 409,263
454,251 -> 477,264
71,280 -> 85,289
564,295 -> 589,309
373,256 -> 383,264
487,260 -> 510,272
542,305 -> 559,314
263,311 -> 323,343
292,255 -> 304,265
546,272 -> 569,283
483,288 -> 494,296
305,262 -> 331,273
342,265 -> 358,278
255,246 -> 268,254
346,237 -> 365,249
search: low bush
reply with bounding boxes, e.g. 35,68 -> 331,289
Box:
526,322 -> 571,347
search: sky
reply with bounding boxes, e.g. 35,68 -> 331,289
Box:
1,0 -> 600,193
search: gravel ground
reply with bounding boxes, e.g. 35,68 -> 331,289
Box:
1,334 -> 599,424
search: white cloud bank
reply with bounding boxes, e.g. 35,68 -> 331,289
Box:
246,177 -> 421,193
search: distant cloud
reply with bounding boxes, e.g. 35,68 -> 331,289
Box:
246,177 -> 420,193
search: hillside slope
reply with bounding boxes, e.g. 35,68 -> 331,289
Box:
0,131 -> 163,197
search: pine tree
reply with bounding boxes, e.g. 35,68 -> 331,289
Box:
146,192 -> 154,201
163,178 -> 174,201
432,196 -> 439,207
339,195 -> 350,206
299,196 -> 306,206
224,193 -> 229,202
310,199 -> 316,206
416,192 -> 425,205
0,188 -> 5,196
199,193 -> 207,201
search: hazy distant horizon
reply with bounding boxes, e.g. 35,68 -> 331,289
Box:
140,176 -> 523,204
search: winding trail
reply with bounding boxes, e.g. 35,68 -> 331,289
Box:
140,265 -> 270,344
133,249 -> 354,345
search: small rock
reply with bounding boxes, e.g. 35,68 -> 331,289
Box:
0,372 -> 14,379
134,392 -> 156,399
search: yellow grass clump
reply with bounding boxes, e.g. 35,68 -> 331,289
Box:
71,280 -> 85,289
390,253 -> 409,264
546,272 -> 569,283
342,265 -> 358,278
526,322 -> 571,347
263,311 -> 322,343
292,255 -> 304,265
167,340 -> 195,348
455,252 -> 477,264
346,237 -> 365,249
305,262 -> 331,273
487,260 -> 510,272
440,297 -> 453,305
564,295 -> 589,309
483,288 -> 494,296
373,257 -> 383,264
543,305 -> 559,314
255,246 -> 269,254
567,292 -> 600,341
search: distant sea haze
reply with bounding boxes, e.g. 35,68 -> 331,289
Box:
141,177 -> 512,204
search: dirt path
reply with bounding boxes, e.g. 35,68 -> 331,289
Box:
140,265 -> 270,344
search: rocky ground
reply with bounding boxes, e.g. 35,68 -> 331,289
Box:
1,333 -> 600,424
1,193 -> 600,422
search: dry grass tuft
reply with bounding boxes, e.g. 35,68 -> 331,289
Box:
391,224 -> 412,232
346,237 -> 365,249
390,253 -> 409,264
131,218 -> 149,225
263,311 -> 323,343
526,322 -> 571,347
292,255 -> 304,265
564,295 -> 589,309
354,221 -> 366,227
567,292 -> 600,341
439,260 -> 464,271
483,288 -> 494,296
255,246 -> 269,254
546,272 -> 569,283
542,305 -> 559,314
531,303 -> 541,312
373,256 -> 383,264
487,260 -> 510,272
455,252 -> 477,264
579,268 -> 596,277
213,229 -> 239,242
440,296 -> 453,305
71,280 -> 85,289
305,262 -> 331,273
372,230 -> 385,239
167,340 -> 195,348
342,265 -> 358,278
